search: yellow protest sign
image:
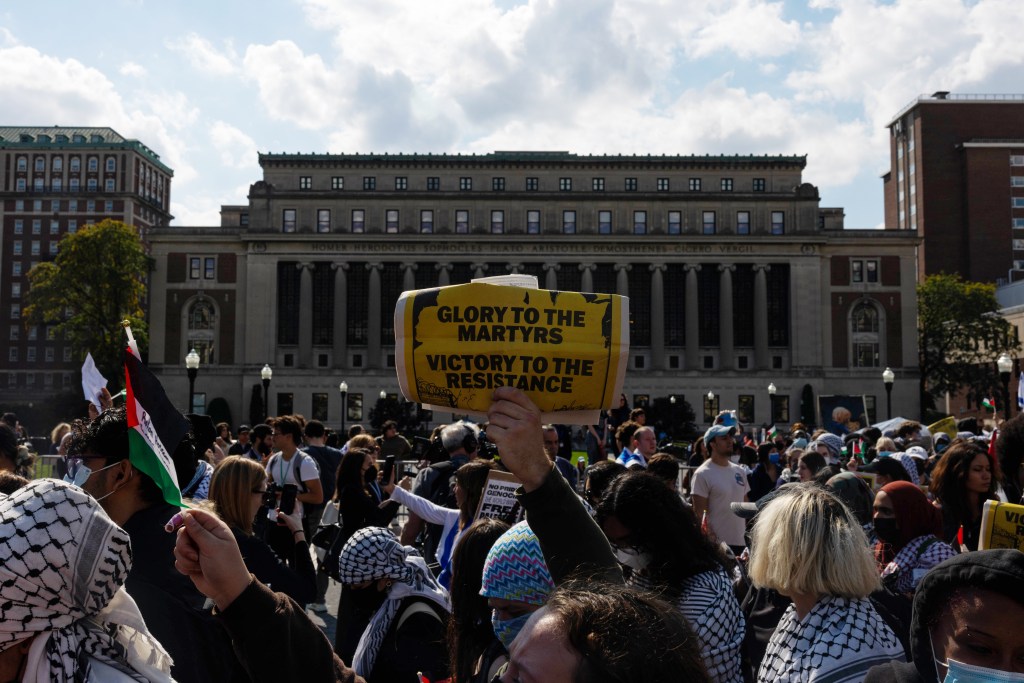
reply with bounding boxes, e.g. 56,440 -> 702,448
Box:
979,499 -> 1024,551
395,280 -> 629,423
927,416 -> 957,440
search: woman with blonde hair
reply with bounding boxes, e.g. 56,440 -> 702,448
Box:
206,455 -> 315,605
748,485 -> 904,682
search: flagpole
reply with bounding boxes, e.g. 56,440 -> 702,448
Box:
122,319 -> 141,360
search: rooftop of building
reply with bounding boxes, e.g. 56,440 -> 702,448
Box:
258,150 -> 807,168
888,92 -> 1024,127
0,126 -> 173,175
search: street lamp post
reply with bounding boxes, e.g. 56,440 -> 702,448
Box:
339,381 -> 348,435
185,349 -> 200,414
998,352 -> 1013,421
767,382 -> 777,424
707,390 -> 715,424
261,364 -> 273,421
882,367 -> 895,421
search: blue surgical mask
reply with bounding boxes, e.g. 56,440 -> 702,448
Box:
63,458 -> 119,490
769,452 -> 781,465
941,658 -> 1024,682
492,610 -> 532,650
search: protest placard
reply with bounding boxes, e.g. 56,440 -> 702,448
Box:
979,499 -> 1024,551
854,471 -> 879,492
474,470 -> 525,523
395,277 -> 629,424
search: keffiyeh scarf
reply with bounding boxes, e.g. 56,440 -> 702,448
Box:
758,595 -> 904,683
338,527 -> 450,677
0,479 -> 173,682
880,535 -> 956,594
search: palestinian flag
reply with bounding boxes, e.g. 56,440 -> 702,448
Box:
982,397 -> 996,412
768,425 -> 779,440
124,327 -> 190,508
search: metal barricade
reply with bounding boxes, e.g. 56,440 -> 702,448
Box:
31,455 -> 64,480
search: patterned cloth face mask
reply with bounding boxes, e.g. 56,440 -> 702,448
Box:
491,610 -> 532,650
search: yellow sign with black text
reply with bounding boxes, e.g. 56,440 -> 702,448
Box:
395,280 -> 629,423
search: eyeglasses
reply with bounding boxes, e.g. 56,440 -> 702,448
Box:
65,455 -> 107,478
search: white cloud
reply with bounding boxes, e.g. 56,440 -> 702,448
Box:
166,32 -> 237,76
687,0 -> 801,60
119,61 -> 147,78
209,121 -> 257,170
0,27 -> 18,48
170,198 -> 222,227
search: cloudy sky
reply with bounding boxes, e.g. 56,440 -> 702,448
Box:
1,0 -> 1020,228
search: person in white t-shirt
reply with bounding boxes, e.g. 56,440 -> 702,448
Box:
265,416 -> 323,563
691,424 -> 750,555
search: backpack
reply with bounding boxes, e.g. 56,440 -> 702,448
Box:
269,452 -> 315,493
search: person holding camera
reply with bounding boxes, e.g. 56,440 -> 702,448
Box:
265,416 -> 323,565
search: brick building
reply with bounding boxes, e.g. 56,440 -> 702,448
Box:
0,126 -> 173,405
883,92 -> 1024,283
146,151 -> 921,431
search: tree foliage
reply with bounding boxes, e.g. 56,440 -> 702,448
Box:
918,273 -> 1019,411
25,219 -> 149,381
368,396 -> 425,436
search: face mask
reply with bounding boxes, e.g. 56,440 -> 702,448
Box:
492,610 -> 532,650
364,466 -> 379,484
769,452 -> 781,465
873,517 -> 900,545
940,657 -> 1024,683
63,459 -> 119,490
612,545 -> 652,572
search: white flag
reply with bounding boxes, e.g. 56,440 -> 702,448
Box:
81,353 -> 108,411
1017,371 -> 1024,410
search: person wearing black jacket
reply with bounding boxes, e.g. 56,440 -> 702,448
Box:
865,549 -> 1024,683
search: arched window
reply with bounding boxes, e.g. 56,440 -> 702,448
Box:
850,300 -> 881,367
186,298 -> 217,364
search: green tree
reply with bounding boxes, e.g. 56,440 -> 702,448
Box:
25,219 -> 149,381
917,273 -> 1019,417
368,396 -> 425,436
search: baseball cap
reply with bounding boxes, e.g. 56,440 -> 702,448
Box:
704,424 -> 736,447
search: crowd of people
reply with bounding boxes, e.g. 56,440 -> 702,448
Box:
0,389 -> 1022,683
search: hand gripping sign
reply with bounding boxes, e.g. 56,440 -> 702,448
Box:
395,275 -> 629,425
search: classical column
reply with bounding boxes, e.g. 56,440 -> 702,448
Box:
753,264 -> 771,370
367,263 -> 382,368
650,264 -> 666,370
473,263 -> 489,280
543,262 -> 560,291
436,263 -> 452,287
506,262 -> 523,275
331,263 -> 348,369
403,263 -> 417,292
615,263 -> 631,297
579,263 -> 596,293
297,262 -> 314,369
719,264 -> 735,371
684,264 -> 700,370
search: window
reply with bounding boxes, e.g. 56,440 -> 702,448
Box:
87,157 -> 98,172
852,260 -> 863,283
599,210 -> 612,234
69,157 -> 80,173
190,257 -> 201,279
45,348 -> 54,363
771,211 -> 785,235
624,177 -> 637,191
68,219 -> 77,233
46,326 -> 56,341
34,157 -> 44,172
753,178 -> 766,192
105,200 -> 114,213
559,178 -> 572,191
50,220 -> 59,235
737,211 -> 751,235
9,326 -> 17,341
87,178 -> 97,191
866,260 -> 878,283
15,178 -> 26,192
427,177 -> 440,191
11,263 -> 20,277
105,158 -> 115,172
721,178 -> 734,191
30,241 -> 40,256
11,283 -> 20,299
1012,155 -> 1024,166
492,177 -> 505,191
87,200 -> 95,212
8,349 -> 16,362
385,210 -> 399,233
420,210 -> 434,233
1012,177 -> 1024,187
69,178 -> 79,191
851,301 -> 880,368
1014,218 -> 1024,228
204,257 -> 216,280
282,209 -> 296,233
363,176 -> 376,191
188,299 -> 217,365
351,209 -> 365,233
668,211 -> 681,235
13,220 -> 22,235
555,209 -> 573,234
331,176 -> 344,190
592,177 -> 605,191
12,242 -> 21,256
459,177 -> 472,191
633,210 -> 647,234
16,156 -> 26,171
299,176 -> 312,190
52,178 -> 62,192
526,177 -> 539,191
395,177 -> 408,191
491,210 -> 505,233
1013,198 -> 1024,209
317,209 -> 331,233
455,210 -> 469,233
33,178 -> 43,192
527,210 -> 540,234
657,178 -> 669,191
10,305 -> 20,320
689,178 -> 701,191
48,241 -> 57,256
702,211 -> 716,234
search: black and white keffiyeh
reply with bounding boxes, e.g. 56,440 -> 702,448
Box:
338,527 -> 450,677
881,534 -> 956,594
758,595 -> 904,683
0,479 -> 173,682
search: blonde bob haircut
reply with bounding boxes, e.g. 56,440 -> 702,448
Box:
208,456 -> 267,535
747,484 -> 880,598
